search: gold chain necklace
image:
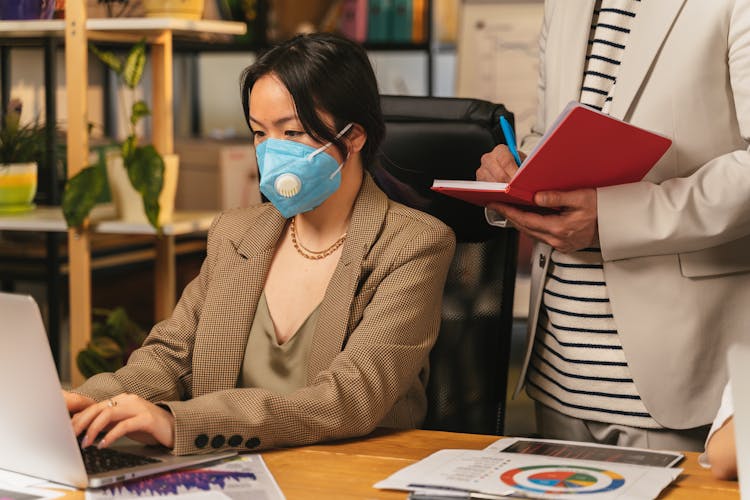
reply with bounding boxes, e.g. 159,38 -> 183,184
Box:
289,216 -> 347,260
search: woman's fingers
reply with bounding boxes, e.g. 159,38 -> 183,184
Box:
63,391 -> 95,414
476,145 -> 520,183
83,405 -> 118,448
100,414 -> 163,449
71,394 -> 175,450
71,399 -> 111,439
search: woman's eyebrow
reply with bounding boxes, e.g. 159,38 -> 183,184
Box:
248,115 -> 299,127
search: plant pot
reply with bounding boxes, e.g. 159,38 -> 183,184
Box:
106,153 -> 179,227
142,0 -> 205,19
0,162 -> 37,214
0,0 -> 55,20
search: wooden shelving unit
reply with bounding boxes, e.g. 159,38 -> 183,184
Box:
0,2 -> 245,385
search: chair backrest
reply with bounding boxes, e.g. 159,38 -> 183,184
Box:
376,95 -> 519,435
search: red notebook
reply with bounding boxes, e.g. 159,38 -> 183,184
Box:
431,102 -> 672,207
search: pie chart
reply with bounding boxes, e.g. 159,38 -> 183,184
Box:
501,465 -> 626,494
528,470 -> 597,488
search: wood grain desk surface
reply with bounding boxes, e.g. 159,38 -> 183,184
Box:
57,428 -> 739,499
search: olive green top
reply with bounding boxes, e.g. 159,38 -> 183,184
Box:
238,292 -> 320,393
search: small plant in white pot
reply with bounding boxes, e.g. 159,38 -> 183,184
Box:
62,39 -> 178,231
0,99 -> 47,214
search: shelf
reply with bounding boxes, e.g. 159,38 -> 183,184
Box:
0,18 -> 246,39
0,205 -> 217,235
0,4 -> 250,384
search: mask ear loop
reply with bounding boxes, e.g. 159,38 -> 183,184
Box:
328,123 -> 354,179
306,122 -> 355,160
329,151 -> 351,180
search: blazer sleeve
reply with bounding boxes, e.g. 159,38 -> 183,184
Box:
72,214 -> 224,403
162,221 -> 455,455
598,1 -> 750,262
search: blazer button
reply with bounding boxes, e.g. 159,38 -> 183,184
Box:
211,435 -> 226,449
194,434 -> 209,449
228,435 -> 243,447
539,253 -> 546,268
245,437 -> 261,449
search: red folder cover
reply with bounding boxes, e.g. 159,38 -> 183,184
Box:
431,102 -> 672,207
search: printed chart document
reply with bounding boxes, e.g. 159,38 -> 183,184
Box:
431,102 -> 672,207
375,449 -> 681,499
85,454 -> 284,500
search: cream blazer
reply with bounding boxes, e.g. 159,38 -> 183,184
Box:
516,0 -> 750,428
74,174 -> 455,455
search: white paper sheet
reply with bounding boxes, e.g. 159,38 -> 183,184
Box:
375,449 -> 681,499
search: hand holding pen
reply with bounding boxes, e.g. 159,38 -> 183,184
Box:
476,115 -> 526,184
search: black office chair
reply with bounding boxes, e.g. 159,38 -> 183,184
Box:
375,95 -> 519,435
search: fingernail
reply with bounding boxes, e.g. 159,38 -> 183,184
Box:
97,438 -> 106,449
81,436 -> 88,448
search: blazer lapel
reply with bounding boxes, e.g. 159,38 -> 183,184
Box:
306,173 -> 389,381
608,0 -> 687,120
193,206 -> 286,396
553,1 -> 596,113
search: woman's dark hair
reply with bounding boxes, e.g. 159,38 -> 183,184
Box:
240,33 -> 385,170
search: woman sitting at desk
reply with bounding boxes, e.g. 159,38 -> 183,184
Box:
64,33 -> 455,455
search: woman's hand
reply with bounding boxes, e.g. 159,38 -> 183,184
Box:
706,416 -> 738,480
487,189 -> 600,253
476,144 -> 526,183
63,391 -> 96,414
70,393 -> 175,450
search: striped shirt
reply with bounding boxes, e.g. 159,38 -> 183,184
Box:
526,0 -> 661,429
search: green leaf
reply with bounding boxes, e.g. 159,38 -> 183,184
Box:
62,164 -> 106,229
88,43 -> 122,75
122,39 -> 147,89
121,134 -> 137,162
124,145 -> 164,229
76,349 -> 120,378
89,336 -> 123,359
130,100 -> 150,127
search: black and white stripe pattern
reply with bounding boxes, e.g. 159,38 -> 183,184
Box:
527,0 -> 660,428
579,0 -> 640,114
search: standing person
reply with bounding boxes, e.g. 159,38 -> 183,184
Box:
477,0 -> 750,450
64,33 -> 455,455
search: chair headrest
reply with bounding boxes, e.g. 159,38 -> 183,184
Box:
376,95 -> 515,242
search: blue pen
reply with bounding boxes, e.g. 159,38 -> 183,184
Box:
499,115 -> 522,167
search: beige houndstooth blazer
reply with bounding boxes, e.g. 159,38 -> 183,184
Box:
73,173 -> 456,455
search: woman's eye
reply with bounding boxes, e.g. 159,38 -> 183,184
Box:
252,130 -> 265,139
284,130 -> 305,138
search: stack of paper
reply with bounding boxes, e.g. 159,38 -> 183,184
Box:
375,438 -> 683,499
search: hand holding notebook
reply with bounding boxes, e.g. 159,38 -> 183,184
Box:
432,102 -> 672,207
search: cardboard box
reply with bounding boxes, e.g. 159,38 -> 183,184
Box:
174,139 -> 260,211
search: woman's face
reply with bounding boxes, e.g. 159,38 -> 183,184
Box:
247,74 -> 345,163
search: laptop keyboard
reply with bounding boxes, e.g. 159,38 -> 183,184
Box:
81,446 -> 161,475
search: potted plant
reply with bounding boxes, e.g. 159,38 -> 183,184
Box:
0,99 -> 47,214
77,307 -> 146,377
62,39 -> 178,231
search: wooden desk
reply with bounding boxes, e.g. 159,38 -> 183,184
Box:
57,429 -> 740,499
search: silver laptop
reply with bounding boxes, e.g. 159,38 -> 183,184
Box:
728,343 -> 749,498
0,292 -> 236,489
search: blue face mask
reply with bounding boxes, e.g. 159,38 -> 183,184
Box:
256,123 -> 353,219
